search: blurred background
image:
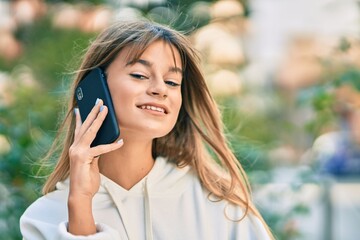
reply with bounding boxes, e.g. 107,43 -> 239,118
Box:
0,0 -> 360,239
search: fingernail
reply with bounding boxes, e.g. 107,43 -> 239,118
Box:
95,98 -> 100,105
100,105 -> 105,112
74,108 -> 78,115
117,139 -> 123,144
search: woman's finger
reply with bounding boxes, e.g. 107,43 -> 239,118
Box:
91,139 -> 124,157
81,105 -> 109,146
77,98 -> 104,137
73,108 -> 82,141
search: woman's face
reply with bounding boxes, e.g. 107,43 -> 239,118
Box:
106,40 -> 183,140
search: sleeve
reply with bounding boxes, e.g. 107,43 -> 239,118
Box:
58,222 -> 121,240
20,215 -> 121,240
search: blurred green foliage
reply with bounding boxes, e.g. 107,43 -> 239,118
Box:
299,38 -> 360,137
0,16 -> 94,239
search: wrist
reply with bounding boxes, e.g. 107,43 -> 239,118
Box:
68,193 -> 93,206
68,194 -> 96,235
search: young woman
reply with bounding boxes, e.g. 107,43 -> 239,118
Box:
20,20 -> 274,239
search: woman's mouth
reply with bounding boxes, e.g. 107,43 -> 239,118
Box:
137,104 -> 167,114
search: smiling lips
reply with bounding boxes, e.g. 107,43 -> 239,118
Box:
138,105 -> 167,114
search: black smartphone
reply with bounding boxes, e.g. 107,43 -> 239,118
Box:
75,67 -> 120,147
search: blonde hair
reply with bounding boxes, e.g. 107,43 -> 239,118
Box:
42,19 -> 273,238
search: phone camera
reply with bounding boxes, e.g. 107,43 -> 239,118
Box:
76,87 -> 83,100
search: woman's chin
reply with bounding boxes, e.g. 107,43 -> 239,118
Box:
119,126 -> 172,140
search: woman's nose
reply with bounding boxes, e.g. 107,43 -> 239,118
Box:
147,78 -> 168,99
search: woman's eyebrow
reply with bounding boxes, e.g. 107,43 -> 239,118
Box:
126,59 -> 152,67
127,59 -> 183,75
169,66 -> 183,75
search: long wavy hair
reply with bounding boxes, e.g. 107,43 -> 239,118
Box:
42,19 -> 273,238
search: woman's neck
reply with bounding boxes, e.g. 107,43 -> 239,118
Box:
98,137 -> 155,190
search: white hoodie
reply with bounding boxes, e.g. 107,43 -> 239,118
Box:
20,157 -> 270,240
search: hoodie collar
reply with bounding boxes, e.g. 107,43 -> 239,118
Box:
56,156 -> 192,196
98,156 -> 191,196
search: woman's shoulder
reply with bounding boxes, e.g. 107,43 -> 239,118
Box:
200,195 -> 271,239
179,167 -> 271,239
225,203 -> 271,239
20,186 -> 69,225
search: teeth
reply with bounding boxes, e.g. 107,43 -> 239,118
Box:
156,107 -> 164,112
140,105 -> 165,113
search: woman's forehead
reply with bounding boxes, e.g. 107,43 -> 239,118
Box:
120,40 -> 183,69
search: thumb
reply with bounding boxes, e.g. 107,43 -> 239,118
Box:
92,156 -> 100,167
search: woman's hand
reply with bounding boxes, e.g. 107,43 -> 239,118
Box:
68,98 -> 123,235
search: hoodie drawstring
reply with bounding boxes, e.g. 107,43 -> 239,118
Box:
104,182 -> 132,240
103,179 -> 154,240
144,178 -> 153,240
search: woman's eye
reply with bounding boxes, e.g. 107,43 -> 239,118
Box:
130,73 -> 148,80
165,81 -> 181,87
